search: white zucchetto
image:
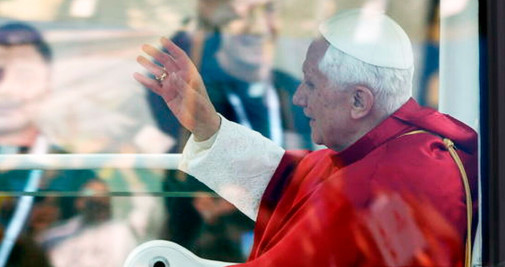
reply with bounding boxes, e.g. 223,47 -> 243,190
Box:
319,9 -> 414,69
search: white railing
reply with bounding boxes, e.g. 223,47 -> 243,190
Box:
0,154 -> 182,170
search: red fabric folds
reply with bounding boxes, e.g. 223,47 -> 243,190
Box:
236,99 -> 477,266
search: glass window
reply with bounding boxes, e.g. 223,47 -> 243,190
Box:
0,0 -> 485,266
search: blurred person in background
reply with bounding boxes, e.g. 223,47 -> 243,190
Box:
0,22 -> 51,150
0,22 -> 56,266
0,22 -> 163,266
145,0 -> 281,150
0,22 -> 101,266
0,228 -> 51,267
33,176 -> 108,250
36,177 -> 160,267
141,0 -> 279,261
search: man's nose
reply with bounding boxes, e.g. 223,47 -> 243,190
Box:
292,85 -> 306,107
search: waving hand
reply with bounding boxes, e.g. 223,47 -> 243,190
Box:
134,37 -> 220,141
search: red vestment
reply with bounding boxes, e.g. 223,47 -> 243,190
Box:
237,99 -> 478,266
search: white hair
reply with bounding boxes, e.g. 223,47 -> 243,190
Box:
318,44 -> 414,115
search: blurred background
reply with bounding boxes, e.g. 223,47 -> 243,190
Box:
0,0 -> 445,153
0,0 -> 480,266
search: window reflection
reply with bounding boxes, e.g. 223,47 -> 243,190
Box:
0,0 -> 481,266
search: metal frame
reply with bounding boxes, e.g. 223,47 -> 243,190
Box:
0,154 -> 181,170
480,0 -> 505,265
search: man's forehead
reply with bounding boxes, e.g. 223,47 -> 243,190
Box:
310,38 -> 330,55
302,39 -> 329,72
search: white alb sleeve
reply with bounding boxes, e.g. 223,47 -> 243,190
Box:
178,115 -> 285,221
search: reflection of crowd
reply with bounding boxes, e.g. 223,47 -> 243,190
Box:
0,2 -> 450,266
146,0 -> 285,261
0,23 -> 51,148
0,22 -> 54,266
0,22 -> 163,266
2,2 -> 294,266
0,12 -> 264,264
147,0 -> 283,149
38,177 -> 162,267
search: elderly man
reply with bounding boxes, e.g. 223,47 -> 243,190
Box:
135,9 -> 477,266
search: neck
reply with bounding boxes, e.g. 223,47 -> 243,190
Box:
336,110 -> 390,151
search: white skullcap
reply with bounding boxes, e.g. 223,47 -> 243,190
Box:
319,9 -> 413,69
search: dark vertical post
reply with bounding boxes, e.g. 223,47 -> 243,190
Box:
480,0 -> 505,265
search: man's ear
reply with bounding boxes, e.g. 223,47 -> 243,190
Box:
350,86 -> 374,119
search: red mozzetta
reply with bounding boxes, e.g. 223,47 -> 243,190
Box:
239,98 -> 477,266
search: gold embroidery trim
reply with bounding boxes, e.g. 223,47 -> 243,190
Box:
400,130 -> 473,267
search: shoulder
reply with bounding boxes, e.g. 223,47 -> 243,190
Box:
302,149 -> 335,163
371,132 -> 451,174
384,132 -> 446,159
280,149 -> 334,167
286,149 -> 335,173
367,131 -> 475,195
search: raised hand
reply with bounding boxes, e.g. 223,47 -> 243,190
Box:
134,37 -> 220,141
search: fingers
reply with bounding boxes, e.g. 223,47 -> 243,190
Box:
141,44 -> 178,73
160,37 -> 193,69
136,55 -> 166,78
134,71 -> 180,101
133,72 -> 162,93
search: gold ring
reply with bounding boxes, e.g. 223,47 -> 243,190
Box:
155,71 -> 168,82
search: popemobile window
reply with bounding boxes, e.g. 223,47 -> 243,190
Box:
0,0 -> 486,266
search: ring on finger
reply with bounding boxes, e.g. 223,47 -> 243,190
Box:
155,71 -> 168,82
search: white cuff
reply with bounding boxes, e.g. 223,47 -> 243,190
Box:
179,115 -> 285,221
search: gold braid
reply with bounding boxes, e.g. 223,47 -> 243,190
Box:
399,130 -> 473,267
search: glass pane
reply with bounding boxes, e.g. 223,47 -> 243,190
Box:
1,194 -> 254,266
0,0 -> 481,266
